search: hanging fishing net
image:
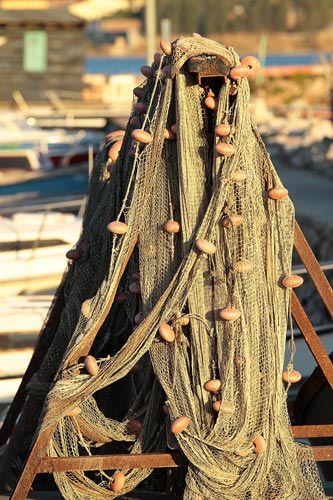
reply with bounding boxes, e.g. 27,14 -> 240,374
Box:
5,35 -> 327,499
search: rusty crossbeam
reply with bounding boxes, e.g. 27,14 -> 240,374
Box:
38,452 -> 188,474
9,447 -> 333,500
291,424 -> 333,438
37,444 -> 333,475
311,446 -> 333,461
294,221 -> 333,320
10,423 -> 58,500
291,291 -> 333,391
291,222 -> 333,392
5,208 -> 333,497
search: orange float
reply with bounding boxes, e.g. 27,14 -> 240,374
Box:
133,102 -> 148,114
282,275 -> 304,288
204,379 -> 222,392
229,65 -> 250,79
164,220 -> 180,233
204,95 -> 218,110
234,355 -> 244,366
140,65 -> 154,78
282,369 -> 302,384
215,124 -> 235,136
159,323 -> 175,342
132,129 -> 152,144
222,215 -> 244,228
253,435 -> 267,454
107,221 -> 128,234
212,400 -> 222,412
268,187 -> 288,199
110,471 -> 125,492
105,129 -> 125,140
84,355 -> 99,376
108,139 -> 123,162
170,416 -> 190,434
219,307 -> 241,321
219,401 -> 234,414
241,55 -> 260,77
66,247 -> 82,261
160,39 -> 172,55
195,239 -> 216,255
164,128 -> 176,140
215,142 -> 236,156
177,316 -> 190,326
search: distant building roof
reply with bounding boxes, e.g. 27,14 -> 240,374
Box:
0,8 -> 85,26
0,0 -> 78,7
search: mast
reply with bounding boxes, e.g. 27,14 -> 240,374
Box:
145,0 -> 156,65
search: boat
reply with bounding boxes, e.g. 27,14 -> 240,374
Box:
0,112 -> 105,168
0,112 -> 105,209
0,210 -> 83,294
0,161 -> 90,210
0,294 -> 52,419
0,148 -> 54,186
0,294 -> 52,340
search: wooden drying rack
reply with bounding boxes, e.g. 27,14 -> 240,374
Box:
1,57 -> 332,499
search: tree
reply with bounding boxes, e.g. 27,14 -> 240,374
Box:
155,0 -> 333,35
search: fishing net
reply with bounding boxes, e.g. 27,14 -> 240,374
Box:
6,36 -> 328,499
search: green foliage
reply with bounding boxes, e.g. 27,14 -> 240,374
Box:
154,0 -> 333,34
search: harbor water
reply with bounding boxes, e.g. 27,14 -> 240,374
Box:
85,52 -> 332,75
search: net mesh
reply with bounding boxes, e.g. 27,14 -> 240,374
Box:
11,36 -> 329,499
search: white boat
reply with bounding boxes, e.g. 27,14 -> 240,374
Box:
0,112 -> 104,170
0,294 -> 52,338
0,293 -> 53,419
0,210 -> 83,294
0,112 -> 77,148
0,113 -> 103,208
0,347 -> 36,421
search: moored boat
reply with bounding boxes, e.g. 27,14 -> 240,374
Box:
0,210 -> 82,294
0,162 -> 89,210
0,112 -> 104,168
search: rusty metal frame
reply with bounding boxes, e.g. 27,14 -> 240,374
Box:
7,221 -> 333,500
289,221 -> 333,462
292,221 -> 333,391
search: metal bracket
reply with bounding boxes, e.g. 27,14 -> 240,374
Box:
187,55 -> 231,85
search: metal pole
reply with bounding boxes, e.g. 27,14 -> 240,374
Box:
145,0 -> 156,65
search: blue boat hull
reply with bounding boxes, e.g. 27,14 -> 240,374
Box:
0,165 -> 89,209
